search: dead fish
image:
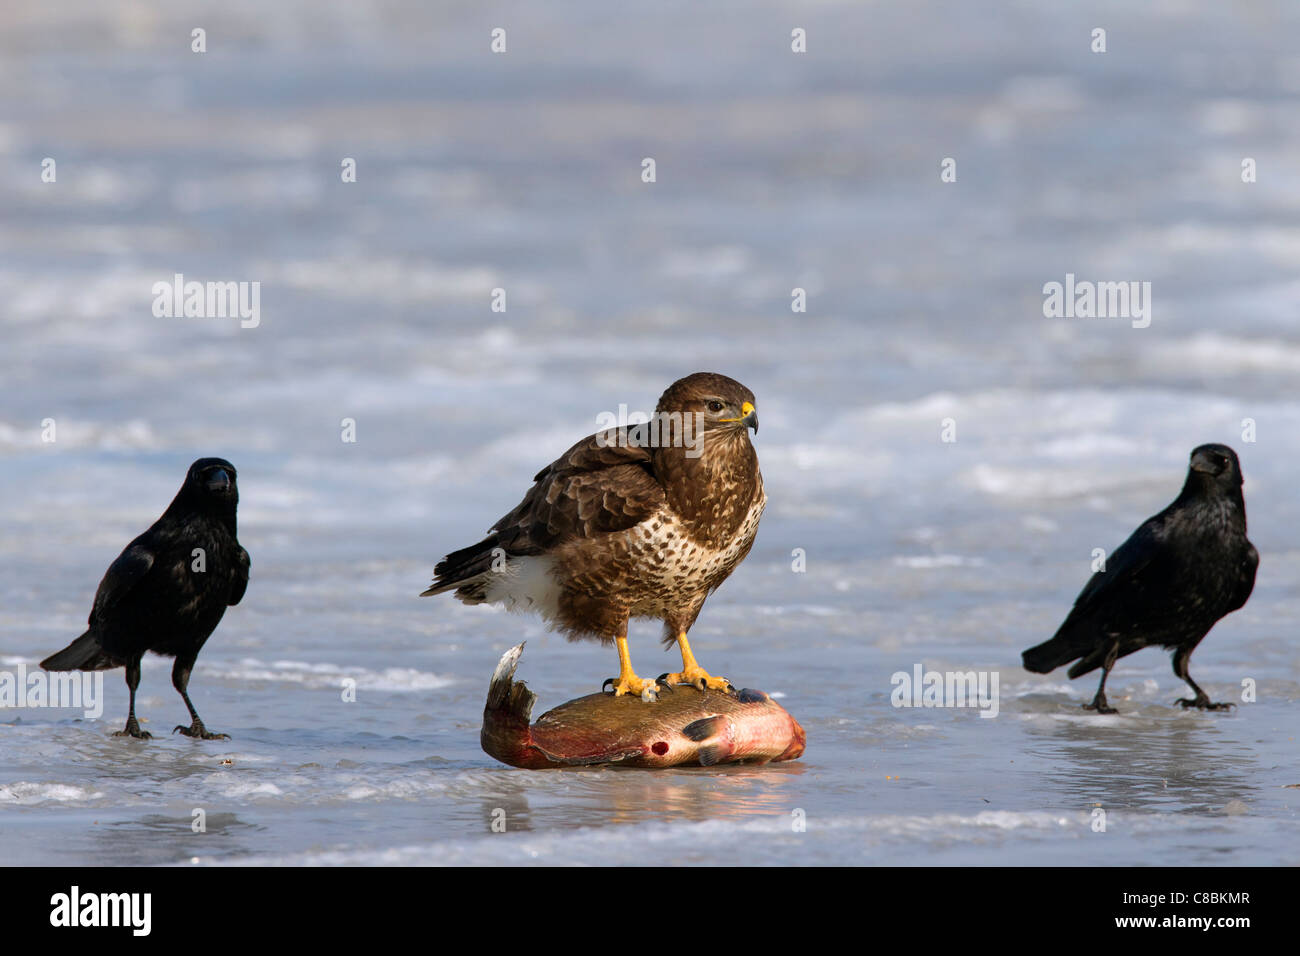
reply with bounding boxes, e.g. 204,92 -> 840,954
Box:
481,643 -> 806,769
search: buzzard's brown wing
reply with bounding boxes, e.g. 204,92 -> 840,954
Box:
494,429 -> 664,552
425,428 -> 664,594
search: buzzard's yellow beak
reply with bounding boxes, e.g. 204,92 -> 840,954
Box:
722,401 -> 758,433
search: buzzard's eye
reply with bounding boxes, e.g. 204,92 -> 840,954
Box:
707,401 -> 724,413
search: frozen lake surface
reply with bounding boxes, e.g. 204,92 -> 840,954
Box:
2,0 -> 1298,865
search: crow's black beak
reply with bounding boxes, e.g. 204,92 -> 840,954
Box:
205,468 -> 232,493
1190,452 -> 1220,475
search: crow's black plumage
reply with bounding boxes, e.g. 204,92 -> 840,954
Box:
41,458 -> 249,739
1022,444 -> 1257,714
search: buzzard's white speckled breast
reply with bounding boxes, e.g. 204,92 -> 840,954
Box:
621,476 -> 766,616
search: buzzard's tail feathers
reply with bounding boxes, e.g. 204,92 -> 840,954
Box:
423,537 -> 506,600
40,631 -> 118,671
420,579 -> 491,604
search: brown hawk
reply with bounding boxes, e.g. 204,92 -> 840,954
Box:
423,372 -> 765,700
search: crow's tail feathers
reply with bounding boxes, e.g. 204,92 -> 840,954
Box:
1021,636 -> 1073,674
40,631 -> 118,671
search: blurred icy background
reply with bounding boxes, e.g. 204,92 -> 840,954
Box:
1,0 -> 1298,865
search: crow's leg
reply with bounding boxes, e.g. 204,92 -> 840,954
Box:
1083,641 -> 1120,715
171,656 -> 229,739
1173,645 -> 1234,711
112,657 -> 152,739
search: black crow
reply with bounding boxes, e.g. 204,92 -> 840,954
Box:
1022,444 -> 1257,714
41,458 -> 249,739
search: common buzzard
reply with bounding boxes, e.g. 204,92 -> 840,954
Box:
423,372 -> 765,700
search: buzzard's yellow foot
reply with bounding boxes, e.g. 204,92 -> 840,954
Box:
663,631 -> 735,694
604,635 -> 662,701
602,674 -> 660,701
657,667 -> 735,695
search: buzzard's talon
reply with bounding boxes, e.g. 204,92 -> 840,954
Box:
604,674 -> 660,701
1176,696 -> 1235,711
659,667 -> 736,695
665,631 -> 735,694
602,635 -> 660,701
